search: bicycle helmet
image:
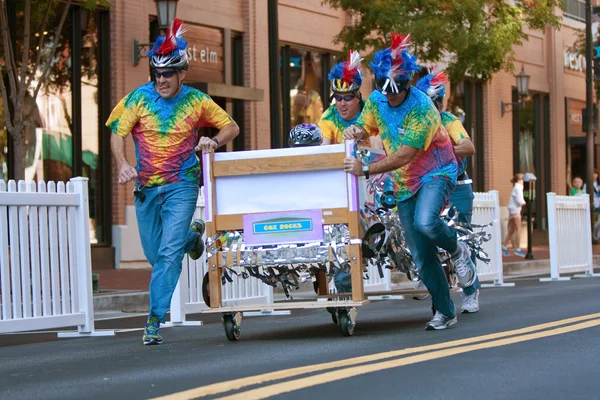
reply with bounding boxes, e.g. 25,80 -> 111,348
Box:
370,33 -> 420,95
415,66 -> 448,110
289,124 -> 322,147
329,50 -> 364,93
147,18 -> 189,70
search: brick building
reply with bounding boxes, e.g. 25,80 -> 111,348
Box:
1,0 -> 598,269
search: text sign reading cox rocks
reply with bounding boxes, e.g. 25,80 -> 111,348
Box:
243,210 -> 324,246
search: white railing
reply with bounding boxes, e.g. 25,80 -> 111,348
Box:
0,178 -> 113,337
542,193 -> 599,281
473,190 -> 513,287
168,188 -> 274,326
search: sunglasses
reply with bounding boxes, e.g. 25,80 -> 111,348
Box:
332,93 -> 357,102
154,69 -> 178,79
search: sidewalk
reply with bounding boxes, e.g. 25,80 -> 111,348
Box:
93,243 -> 600,313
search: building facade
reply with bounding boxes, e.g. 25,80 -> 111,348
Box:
1,0 -> 598,268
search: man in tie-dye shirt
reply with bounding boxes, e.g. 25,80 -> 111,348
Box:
343,34 -> 477,331
106,19 -> 239,345
416,68 -> 480,314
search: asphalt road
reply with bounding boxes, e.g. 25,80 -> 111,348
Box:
1,277 -> 599,400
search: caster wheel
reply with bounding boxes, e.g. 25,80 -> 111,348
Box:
202,273 -> 210,307
337,310 -> 355,337
223,314 -> 240,341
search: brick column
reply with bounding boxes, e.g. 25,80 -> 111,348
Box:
548,18 -> 567,195
242,1 -> 271,150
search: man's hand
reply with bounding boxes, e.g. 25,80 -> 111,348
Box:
343,125 -> 366,141
196,137 -> 218,153
118,163 -> 138,184
344,157 -> 363,176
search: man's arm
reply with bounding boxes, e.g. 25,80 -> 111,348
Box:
369,145 -> 419,174
111,134 -> 138,184
453,138 -> 475,157
197,120 -> 240,153
344,145 -> 419,176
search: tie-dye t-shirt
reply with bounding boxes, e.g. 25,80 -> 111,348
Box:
356,88 -> 457,201
318,105 -> 370,146
441,111 -> 470,176
106,82 -> 232,187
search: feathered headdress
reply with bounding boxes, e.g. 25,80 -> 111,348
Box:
415,66 -> 448,101
328,50 -> 364,93
147,18 -> 188,68
369,33 -> 420,94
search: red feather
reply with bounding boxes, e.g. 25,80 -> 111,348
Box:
156,18 -> 184,55
430,70 -> 448,86
389,33 -> 411,56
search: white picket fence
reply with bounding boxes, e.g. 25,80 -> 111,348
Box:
473,190 -> 513,287
168,188 -> 274,325
542,193 -> 599,281
0,178 -> 113,337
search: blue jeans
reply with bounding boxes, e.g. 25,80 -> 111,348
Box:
397,178 -> 457,318
448,180 -> 481,296
134,180 -> 200,322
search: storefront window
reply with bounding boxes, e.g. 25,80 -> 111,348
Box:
81,12 -> 102,244
289,49 -> 324,127
5,5 -> 108,244
451,80 -> 485,191
517,97 -> 536,175
0,98 -> 6,180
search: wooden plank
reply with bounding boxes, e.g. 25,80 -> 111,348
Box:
0,180 -> 11,320
66,182 -> 79,314
348,211 -> 365,302
17,181 -> 32,318
208,252 -> 223,308
27,181 -> 42,318
215,208 -> 349,232
213,153 -> 345,177
0,192 -> 79,206
8,181 -> 22,319
37,181 -> 51,316
56,182 -> 71,315
47,182 -> 61,315
207,83 -> 264,102
200,300 -> 369,313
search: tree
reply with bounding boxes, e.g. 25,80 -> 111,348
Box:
0,0 -> 109,181
323,0 -> 563,87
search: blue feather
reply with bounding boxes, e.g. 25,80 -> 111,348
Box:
328,62 -> 345,80
147,36 -> 166,57
369,49 -> 393,79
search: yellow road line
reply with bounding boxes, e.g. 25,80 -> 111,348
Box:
218,318 -> 600,400
151,313 -> 600,400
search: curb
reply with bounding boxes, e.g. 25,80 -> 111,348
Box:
94,292 -> 149,313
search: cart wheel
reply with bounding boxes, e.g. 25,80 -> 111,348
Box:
337,310 -> 355,337
223,314 -> 240,341
202,272 -> 210,307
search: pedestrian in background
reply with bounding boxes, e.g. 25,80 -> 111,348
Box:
502,173 -> 526,257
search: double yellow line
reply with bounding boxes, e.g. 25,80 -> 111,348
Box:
153,313 -> 600,400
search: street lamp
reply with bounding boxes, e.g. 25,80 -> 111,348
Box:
523,172 -> 537,260
500,64 -> 531,117
155,0 -> 179,30
132,0 -> 179,66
